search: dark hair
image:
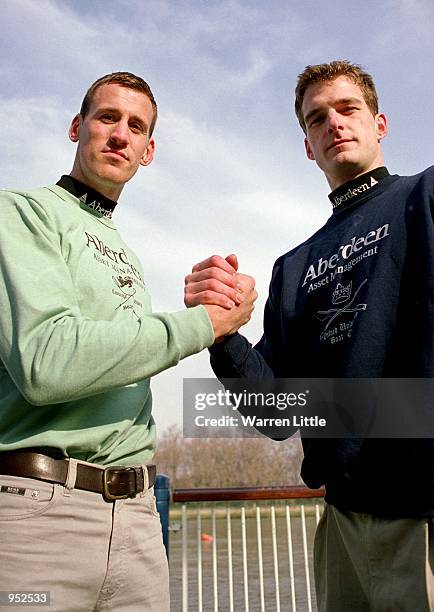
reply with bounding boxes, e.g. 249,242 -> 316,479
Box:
295,60 -> 379,133
80,71 -> 158,136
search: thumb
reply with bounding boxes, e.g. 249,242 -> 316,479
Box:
225,253 -> 239,272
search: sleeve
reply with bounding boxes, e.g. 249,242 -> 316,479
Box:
0,192 -> 214,405
404,169 -> 434,376
209,258 -> 297,441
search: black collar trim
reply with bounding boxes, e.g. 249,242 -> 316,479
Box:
56,175 -> 117,219
329,167 -> 390,213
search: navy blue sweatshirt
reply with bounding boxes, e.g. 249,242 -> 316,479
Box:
210,167 -> 434,518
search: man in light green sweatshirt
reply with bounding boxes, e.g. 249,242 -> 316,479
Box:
0,71 -> 256,611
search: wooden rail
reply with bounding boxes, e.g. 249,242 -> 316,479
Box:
172,484 -> 325,503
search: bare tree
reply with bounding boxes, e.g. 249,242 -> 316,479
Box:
154,427 -> 303,489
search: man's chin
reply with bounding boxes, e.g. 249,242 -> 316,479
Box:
330,149 -> 358,164
333,155 -> 365,173
104,163 -> 139,183
95,168 -> 135,188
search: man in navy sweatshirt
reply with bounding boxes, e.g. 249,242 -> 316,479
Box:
184,61 -> 434,610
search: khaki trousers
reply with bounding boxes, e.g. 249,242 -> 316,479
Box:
314,503 -> 434,612
0,462 -> 169,612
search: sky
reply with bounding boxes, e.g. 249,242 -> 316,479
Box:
1,0 -> 433,432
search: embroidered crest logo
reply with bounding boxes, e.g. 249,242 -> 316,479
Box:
332,281 -> 352,304
316,279 -> 368,344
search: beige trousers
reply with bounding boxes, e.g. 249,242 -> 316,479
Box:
314,503 -> 434,612
0,462 -> 169,612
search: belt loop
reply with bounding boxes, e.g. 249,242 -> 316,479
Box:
142,465 -> 149,491
64,459 -> 78,496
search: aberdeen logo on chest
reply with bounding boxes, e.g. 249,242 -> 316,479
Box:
302,223 -> 389,287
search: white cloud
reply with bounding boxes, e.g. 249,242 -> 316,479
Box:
0,97 -> 74,190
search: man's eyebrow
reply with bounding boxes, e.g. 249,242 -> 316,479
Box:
129,115 -> 148,128
335,96 -> 363,107
304,97 -> 363,125
95,106 -> 119,114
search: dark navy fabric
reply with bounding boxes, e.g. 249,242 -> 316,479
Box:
210,167 -> 434,517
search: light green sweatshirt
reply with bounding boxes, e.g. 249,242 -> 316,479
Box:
0,185 -> 214,465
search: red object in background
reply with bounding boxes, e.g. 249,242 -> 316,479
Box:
201,533 -> 213,542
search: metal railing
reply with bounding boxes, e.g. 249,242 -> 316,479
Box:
166,485 -> 325,612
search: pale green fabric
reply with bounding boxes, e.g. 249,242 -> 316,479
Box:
314,503 -> 434,611
0,185 -> 214,465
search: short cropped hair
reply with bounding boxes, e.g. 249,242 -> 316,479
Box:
80,71 -> 158,137
295,60 -> 379,133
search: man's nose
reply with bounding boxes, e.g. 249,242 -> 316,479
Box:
109,120 -> 129,145
326,110 -> 343,133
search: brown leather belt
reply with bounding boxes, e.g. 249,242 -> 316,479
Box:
0,451 -> 156,502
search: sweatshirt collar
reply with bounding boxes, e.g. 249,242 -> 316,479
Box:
56,175 -> 118,219
329,167 -> 390,214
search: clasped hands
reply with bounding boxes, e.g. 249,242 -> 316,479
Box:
184,254 -> 257,343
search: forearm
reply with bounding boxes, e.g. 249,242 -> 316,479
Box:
3,307 -> 212,405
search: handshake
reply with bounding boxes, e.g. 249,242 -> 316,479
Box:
184,254 -> 257,343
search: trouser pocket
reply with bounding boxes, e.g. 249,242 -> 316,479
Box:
0,475 -> 60,521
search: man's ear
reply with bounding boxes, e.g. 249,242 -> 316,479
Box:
375,113 -> 388,142
304,137 -> 315,161
140,137 -> 155,167
69,114 -> 81,143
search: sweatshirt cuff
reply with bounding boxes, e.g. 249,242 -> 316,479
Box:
208,332 -> 249,365
164,305 -> 215,359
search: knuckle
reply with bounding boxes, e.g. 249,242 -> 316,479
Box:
236,273 -> 255,289
211,270 -> 221,280
209,279 -> 223,292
